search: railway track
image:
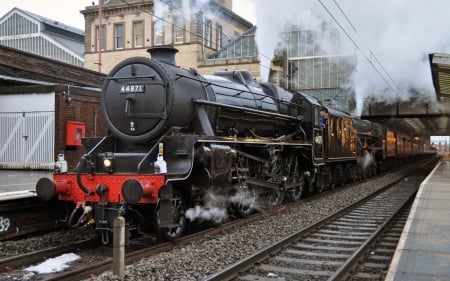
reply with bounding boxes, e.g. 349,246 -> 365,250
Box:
0,238 -> 98,273
347,205 -> 410,280
0,159 -> 435,280
0,203 -> 287,281
204,161 -> 433,281
0,197 -> 67,241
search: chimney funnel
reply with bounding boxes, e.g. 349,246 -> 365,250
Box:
147,45 -> 178,65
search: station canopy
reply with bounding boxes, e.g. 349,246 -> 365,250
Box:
429,53 -> 450,136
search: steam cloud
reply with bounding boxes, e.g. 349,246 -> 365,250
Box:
241,0 -> 448,114
185,189 -> 230,224
154,0 -> 221,28
185,187 -> 259,223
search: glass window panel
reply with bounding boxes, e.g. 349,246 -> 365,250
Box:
115,24 -> 124,49
204,19 -> 212,47
216,24 -> 222,49
154,19 -> 164,45
95,25 -> 106,51
173,16 -> 184,44
133,21 -> 144,47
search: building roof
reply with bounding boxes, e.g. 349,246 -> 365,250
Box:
12,7 -> 84,36
0,7 -> 84,65
429,53 -> 450,101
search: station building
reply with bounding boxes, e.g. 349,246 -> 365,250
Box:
80,0 -> 258,76
80,0 -> 355,112
280,24 -> 357,113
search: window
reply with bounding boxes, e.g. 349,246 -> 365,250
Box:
173,16 -> 185,44
154,19 -> 164,45
216,24 -> 223,49
95,24 -> 106,51
114,23 -> 124,49
133,21 -> 144,47
204,19 -> 212,47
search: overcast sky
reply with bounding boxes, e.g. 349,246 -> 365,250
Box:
0,0 -> 255,30
246,0 -> 450,115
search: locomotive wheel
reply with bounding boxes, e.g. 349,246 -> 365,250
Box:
349,166 -> 357,182
316,166 -> 333,193
232,182 -> 256,218
290,183 -> 303,201
331,165 -> 343,188
287,154 -> 304,201
262,151 -> 285,207
233,194 -> 255,218
232,159 -> 256,217
264,190 -> 285,207
154,190 -> 187,241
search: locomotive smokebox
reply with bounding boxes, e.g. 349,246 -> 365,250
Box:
102,44 -> 209,143
147,45 -> 178,65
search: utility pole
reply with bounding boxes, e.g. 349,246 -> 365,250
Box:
98,0 -> 103,72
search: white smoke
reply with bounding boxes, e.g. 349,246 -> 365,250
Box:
241,0 -> 449,111
185,187 -> 259,223
185,205 -> 228,224
360,150 -> 375,169
154,0 -> 221,26
340,0 -> 447,115
185,189 -> 229,224
229,189 -> 257,209
249,0 -> 324,82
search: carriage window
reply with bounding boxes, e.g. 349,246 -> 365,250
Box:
319,109 -> 327,128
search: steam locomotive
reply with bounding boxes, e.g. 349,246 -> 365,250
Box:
36,46 -> 434,243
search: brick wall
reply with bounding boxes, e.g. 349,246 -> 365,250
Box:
55,87 -> 108,170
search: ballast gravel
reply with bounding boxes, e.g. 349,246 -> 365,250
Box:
0,165 -> 416,281
84,169 -> 410,281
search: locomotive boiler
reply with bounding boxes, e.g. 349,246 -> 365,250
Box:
35,45 -> 434,243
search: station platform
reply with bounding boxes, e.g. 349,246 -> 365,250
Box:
386,158 -> 450,281
0,170 -> 52,200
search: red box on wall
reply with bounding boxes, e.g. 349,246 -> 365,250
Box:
66,121 -> 85,146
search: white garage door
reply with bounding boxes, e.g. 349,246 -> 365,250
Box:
0,92 -> 55,169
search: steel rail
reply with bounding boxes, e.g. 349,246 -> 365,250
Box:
204,159 -> 436,281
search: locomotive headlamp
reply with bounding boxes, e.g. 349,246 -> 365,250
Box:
102,152 -> 115,173
103,159 -> 112,168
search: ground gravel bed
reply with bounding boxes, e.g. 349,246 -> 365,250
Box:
0,227 -> 96,259
85,168 -> 410,281
0,165 -> 414,280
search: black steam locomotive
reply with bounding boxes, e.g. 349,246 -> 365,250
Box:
36,46 -> 434,243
